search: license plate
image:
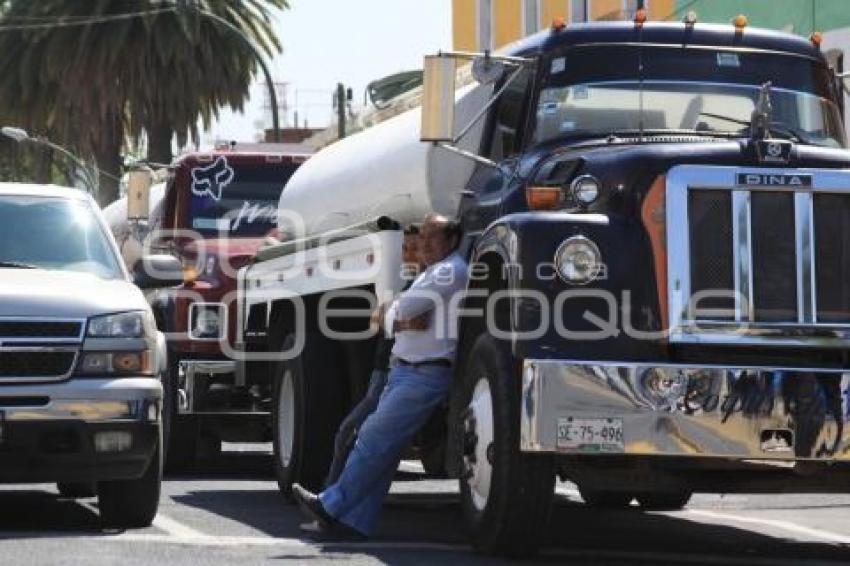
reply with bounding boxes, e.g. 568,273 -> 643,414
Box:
557,417 -> 624,452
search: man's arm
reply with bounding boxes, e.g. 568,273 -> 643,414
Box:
383,255 -> 467,332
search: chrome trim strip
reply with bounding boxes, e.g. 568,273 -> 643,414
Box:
0,317 -> 86,344
794,192 -> 815,323
809,194 -> 818,323
732,190 -> 753,322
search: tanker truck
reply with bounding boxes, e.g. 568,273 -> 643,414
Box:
237,19 -> 850,555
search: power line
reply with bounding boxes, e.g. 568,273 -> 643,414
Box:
0,6 -> 178,32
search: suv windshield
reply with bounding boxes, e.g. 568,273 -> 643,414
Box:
0,195 -> 122,278
534,45 -> 846,148
189,161 -> 299,237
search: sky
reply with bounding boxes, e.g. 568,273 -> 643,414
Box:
200,0 -> 453,146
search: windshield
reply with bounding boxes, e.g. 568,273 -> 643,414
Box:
0,196 -> 122,278
534,45 -> 846,148
189,160 -> 299,237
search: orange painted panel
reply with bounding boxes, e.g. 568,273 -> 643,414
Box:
453,0 -> 477,51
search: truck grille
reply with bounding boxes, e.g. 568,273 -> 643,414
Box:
687,188 -> 850,324
0,349 -> 77,381
0,319 -> 84,342
667,165 -> 850,346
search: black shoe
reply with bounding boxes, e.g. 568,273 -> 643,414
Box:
292,483 -> 336,528
303,520 -> 368,543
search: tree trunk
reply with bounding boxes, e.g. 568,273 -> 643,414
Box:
146,119 -> 174,166
93,114 -> 124,207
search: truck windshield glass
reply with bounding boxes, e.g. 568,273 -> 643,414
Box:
534,45 -> 846,148
0,196 -> 122,278
189,162 -> 299,237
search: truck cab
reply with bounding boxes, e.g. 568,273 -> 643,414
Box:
241,20 -> 850,556
112,150 -> 307,467
0,182 -> 182,527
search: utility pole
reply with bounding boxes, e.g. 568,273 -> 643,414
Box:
335,83 -> 350,139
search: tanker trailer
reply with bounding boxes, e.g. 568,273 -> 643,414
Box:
238,72 -> 493,492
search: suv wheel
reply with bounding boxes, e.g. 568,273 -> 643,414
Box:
98,434 -> 162,528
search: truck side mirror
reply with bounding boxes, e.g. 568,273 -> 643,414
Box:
127,166 -> 153,222
421,54 -> 458,143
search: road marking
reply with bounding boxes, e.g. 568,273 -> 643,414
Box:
151,514 -> 211,541
684,509 -> 850,545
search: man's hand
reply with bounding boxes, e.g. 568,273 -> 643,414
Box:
370,303 -> 388,331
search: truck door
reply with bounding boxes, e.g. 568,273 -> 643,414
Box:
461,66 -> 534,238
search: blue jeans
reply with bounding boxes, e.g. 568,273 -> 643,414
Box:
319,363 -> 452,536
325,368 -> 388,487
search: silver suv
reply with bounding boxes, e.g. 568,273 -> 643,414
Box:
0,183 -> 182,528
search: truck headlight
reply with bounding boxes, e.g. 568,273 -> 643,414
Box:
555,236 -> 603,285
189,303 -> 226,340
570,175 -> 601,205
88,311 -> 147,338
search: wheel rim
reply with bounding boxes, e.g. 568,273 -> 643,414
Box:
278,369 -> 295,468
464,377 -> 494,513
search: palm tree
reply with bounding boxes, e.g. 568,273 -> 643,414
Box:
0,0 -> 286,205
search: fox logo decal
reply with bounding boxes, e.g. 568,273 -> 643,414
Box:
191,156 -> 235,201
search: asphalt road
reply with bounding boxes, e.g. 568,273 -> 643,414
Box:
1,446 -> 849,565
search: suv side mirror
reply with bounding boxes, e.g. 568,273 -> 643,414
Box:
127,166 -> 153,222
133,255 -> 184,289
421,54 -> 458,142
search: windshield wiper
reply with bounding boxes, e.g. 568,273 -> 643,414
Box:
0,261 -> 39,269
698,112 -> 813,144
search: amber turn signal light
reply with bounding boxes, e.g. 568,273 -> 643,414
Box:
526,186 -> 561,210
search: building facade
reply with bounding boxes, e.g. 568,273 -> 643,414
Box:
452,0 -> 676,51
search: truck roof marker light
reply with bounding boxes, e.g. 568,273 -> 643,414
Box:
551,16 -> 566,32
811,31 -> 823,47
634,8 -> 648,26
734,14 -> 748,32
683,11 -> 698,26
526,186 -> 561,211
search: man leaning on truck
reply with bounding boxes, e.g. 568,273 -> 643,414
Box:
292,213 -> 468,541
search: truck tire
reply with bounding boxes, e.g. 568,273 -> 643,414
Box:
457,333 -> 555,557
273,333 -> 347,499
162,355 -> 199,472
98,434 -> 162,529
635,490 -> 692,510
579,487 -> 634,508
56,482 -> 97,498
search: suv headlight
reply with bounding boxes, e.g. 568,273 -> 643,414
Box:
88,311 -> 148,338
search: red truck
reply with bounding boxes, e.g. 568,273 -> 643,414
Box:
107,149 -> 308,467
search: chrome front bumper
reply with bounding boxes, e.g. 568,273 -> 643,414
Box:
521,360 -> 850,461
0,377 -> 162,423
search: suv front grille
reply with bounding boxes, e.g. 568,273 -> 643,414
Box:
0,319 -> 84,342
0,349 -> 77,382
